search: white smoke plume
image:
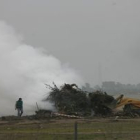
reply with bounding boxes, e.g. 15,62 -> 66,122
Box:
0,21 -> 84,116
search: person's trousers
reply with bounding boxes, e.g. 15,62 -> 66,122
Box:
17,108 -> 23,117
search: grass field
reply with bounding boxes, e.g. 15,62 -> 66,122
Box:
0,117 -> 140,140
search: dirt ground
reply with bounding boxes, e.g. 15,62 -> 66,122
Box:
1,115 -> 140,126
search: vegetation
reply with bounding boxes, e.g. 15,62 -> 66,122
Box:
0,119 -> 140,140
45,83 -> 90,115
89,91 -> 114,116
45,83 -> 115,116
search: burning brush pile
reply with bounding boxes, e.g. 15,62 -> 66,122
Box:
45,83 -> 115,117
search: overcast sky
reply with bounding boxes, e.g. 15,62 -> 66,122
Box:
0,0 -> 140,86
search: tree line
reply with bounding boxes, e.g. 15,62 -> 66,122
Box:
82,81 -> 140,95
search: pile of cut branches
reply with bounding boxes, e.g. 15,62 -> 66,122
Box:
89,91 -> 114,116
45,83 -> 115,116
45,83 -> 89,115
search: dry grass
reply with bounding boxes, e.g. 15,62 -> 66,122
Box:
0,117 -> 140,140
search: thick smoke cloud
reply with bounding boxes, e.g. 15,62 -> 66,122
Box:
0,21 -> 84,116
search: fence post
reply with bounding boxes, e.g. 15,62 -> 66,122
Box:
74,121 -> 78,140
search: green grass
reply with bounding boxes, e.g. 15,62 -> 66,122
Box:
0,118 -> 140,140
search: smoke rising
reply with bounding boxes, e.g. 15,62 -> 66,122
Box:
0,21 -> 84,116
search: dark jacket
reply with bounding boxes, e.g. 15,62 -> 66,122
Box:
16,100 -> 23,109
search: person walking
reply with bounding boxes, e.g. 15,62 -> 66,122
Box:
15,98 -> 23,117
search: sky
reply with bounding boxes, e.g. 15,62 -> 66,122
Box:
0,0 -> 140,86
